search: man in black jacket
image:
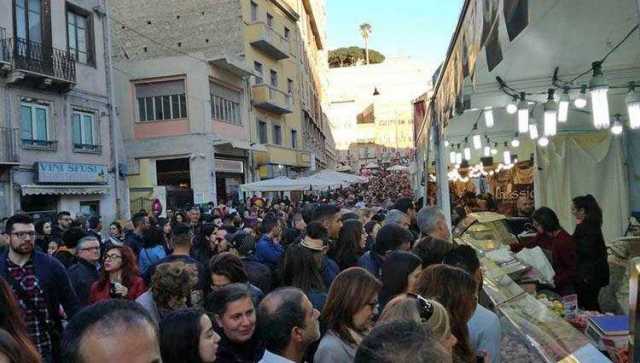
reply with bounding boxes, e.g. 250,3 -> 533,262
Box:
124,212 -> 149,257
51,211 -> 72,240
0,214 -> 80,362
68,236 -> 101,307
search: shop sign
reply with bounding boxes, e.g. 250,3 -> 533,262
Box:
216,159 -> 244,174
35,162 -> 107,184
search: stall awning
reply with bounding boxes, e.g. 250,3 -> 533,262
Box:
20,184 -> 109,196
213,140 -> 268,152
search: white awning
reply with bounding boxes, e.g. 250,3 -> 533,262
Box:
20,184 -> 109,196
213,140 -> 267,152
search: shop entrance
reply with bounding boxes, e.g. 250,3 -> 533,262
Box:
216,174 -> 243,204
20,194 -> 58,220
156,158 -> 193,210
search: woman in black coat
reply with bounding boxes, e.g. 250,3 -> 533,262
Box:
571,195 -> 609,311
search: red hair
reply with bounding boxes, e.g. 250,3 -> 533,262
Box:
0,277 -> 41,363
96,245 -> 141,290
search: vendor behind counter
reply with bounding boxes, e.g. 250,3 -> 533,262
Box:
511,207 -> 577,297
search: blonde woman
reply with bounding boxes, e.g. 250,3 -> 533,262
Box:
378,293 -> 458,354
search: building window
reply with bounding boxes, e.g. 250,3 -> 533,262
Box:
250,1 -> 258,22
67,8 -> 93,65
287,80 -> 294,95
20,102 -> 49,141
135,79 -> 187,122
284,27 -> 290,40
258,120 -> 268,144
15,0 -> 42,43
291,129 -> 297,149
72,110 -> 99,152
254,62 -> 263,84
211,82 -> 242,125
272,124 -> 282,145
270,70 -> 278,87
267,13 -> 273,27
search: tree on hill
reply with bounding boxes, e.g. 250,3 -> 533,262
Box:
328,47 -> 385,68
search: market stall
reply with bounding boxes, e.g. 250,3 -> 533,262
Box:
454,212 -> 613,362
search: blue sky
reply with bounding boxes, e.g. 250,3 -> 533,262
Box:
326,0 -> 464,73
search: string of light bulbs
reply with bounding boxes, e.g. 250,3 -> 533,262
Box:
443,23 -> 640,173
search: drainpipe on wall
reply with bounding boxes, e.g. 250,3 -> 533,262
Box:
101,0 -> 122,218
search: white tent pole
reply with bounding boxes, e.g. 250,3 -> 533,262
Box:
435,119 -> 452,228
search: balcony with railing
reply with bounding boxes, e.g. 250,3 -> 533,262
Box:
73,143 -> 102,154
247,22 -> 290,60
252,84 -> 293,114
0,33 -> 76,91
0,128 -> 19,165
21,139 -> 58,152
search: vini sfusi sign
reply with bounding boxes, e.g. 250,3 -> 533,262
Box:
35,162 -> 107,184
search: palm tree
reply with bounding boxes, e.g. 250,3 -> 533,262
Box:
360,23 -> 372,65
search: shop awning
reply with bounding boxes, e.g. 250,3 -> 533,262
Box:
20,184 -> 109,196
213,140 -> 267,152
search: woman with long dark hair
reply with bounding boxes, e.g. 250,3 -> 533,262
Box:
138,227 -> 168,275
281,243 -> 327,310
512,207 -> 577,295
378,251 -> 423,308
160,309 -> 220,363
315,267 -> 382,363
34,219 -> 54,253
108,221 -> 125,246
414,264 -> 478,363
193,224 -> 227,267
89,245 -> 146,303
332,220 -> 366,270
0,277 -> 41,363
572,195 -> 609,311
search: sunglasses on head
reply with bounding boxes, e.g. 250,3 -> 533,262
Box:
407,293 -> 434,322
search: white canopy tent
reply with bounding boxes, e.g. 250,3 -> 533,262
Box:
422,0 -> 640,241
240,170 -> 369,193
239,177 -> 308,193
387,165 -> 409,172
311,170 -> 368,184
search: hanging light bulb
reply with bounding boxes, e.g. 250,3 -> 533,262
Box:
449,151 -> 456,164
544,89 -> 558,136
538,136 -> 549,147
506,96 -> 518,114
517,92 -> 529,133
626,83 -> 640,129
503,151 -> 511,165
611,114 -> 623,135
511,133 -> 520,148
444,140 -> 450,147
455,152 -> 463,165
472,135 -> 482,150
483,107 -> 495,128
483,145 -> 491,157
558,87 -> 570,123
490,142 -> 498,155
463,137 -> 471,160
463,147 -> 471,161
574,85 -> 587,109
589,62 -> 610,129
529,122 -> 539,140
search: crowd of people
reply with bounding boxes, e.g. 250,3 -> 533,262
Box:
0,183 -> 610,363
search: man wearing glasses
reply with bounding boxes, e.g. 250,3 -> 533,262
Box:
0,214 -> 80,363
68,236 -> 102,306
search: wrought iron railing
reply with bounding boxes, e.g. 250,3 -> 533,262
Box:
1,36 -> 76,82
0,128 -> 18,162
73,143 -> 102,154
21,139 -> 58,152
